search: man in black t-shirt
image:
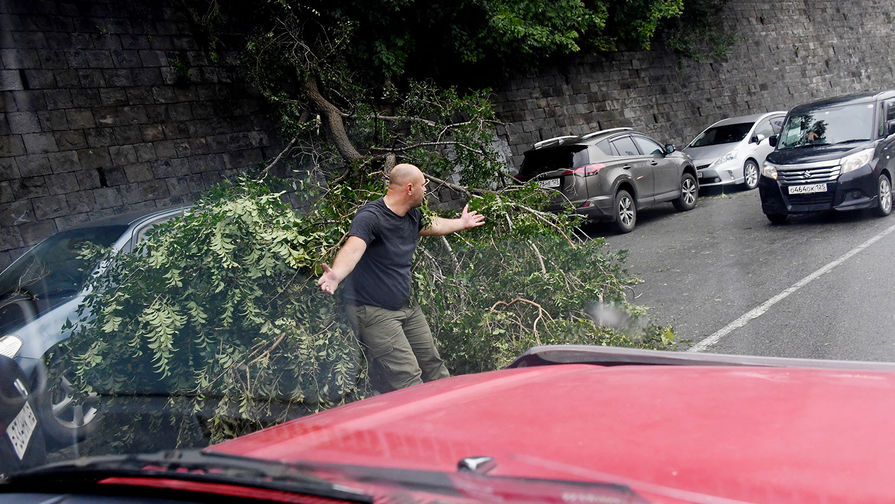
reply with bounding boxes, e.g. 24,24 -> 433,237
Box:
318,164 -> 485,392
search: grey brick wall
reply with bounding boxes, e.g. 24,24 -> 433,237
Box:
493,0 -> 895,170
0,0 -> 279,269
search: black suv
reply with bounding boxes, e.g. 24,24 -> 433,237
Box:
759,90 -> 895,223
518,127 -> 698,233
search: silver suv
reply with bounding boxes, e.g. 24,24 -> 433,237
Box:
518,127 -> 698,233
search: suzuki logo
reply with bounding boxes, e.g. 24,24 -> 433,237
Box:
802,171 -> 812,179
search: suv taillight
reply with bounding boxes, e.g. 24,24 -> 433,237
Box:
562,164 -> 604,177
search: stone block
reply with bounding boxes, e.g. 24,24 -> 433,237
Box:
32,195 -> 69,219
64,190 -> 93,213
109,145 -> 137,165
43,89 -> 74,110
125,87 -> 153,104
0,70 -> 24,91
7,111 -> 40,133
48,172 -> 78,195
111,49 -> 141,68
65,109 -> 96,129
103,69 -> 132,87
0,199 -> 34,227
0,224 -> 23,252
20,69 -> 55,89
138,50 -> 166,67
99,87 -> 128,105
22,133 -> 58,153
113,125 -> 143,144
0,182 -> 13,203
102,166 -> 127,186
54,212 -> 92,230
85,128 -> 116,147
37,110 -> 68,131
119,35 -> 151,51
16,154 -> 51,177
131,68 -> 162,86
19,220 -> 57,247
12,32 -> 47,49
11,176 -> 47,199
0,158 -> 19,180
77,68 -> 106,87
53,131 -> 87,151
38,50 -> 67,69
92,187 -> 122,208
84,49 -> 114,68
0,49 -> 40,69
133,143 -> 156,162
47,151 -> 80,173
124,163 -> 153,182
140,123 -> 165,141
77,148 -> 111,170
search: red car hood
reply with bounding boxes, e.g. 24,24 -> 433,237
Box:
209,364 -> 895,502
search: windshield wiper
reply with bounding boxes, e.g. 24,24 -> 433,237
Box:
1,449 -> 373,503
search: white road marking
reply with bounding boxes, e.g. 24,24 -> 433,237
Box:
688,221 -> 895,352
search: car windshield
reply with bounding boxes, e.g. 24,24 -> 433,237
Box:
687,122 -> 753,147
777,102 -> 876,148
3,3 -> 895,504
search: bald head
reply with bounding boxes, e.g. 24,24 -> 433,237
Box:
389,163 -> 423,187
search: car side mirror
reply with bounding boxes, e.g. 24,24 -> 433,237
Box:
768,135 -> 777,147
664,144 -> 675,155
751,133 -> 766,144
887,120 -> 895,137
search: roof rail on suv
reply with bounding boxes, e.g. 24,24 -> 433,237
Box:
581,127 -> 633,140
533,135 -> 578,149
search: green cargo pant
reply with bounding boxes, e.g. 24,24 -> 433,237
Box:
344,303 -> 450,393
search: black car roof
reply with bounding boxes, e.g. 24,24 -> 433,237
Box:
790,90 -> 895,114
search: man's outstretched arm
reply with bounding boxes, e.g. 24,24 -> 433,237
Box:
420,204 -> 485,236
318,236 -> 367,295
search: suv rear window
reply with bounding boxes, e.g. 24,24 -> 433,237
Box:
519,146 -> 588,180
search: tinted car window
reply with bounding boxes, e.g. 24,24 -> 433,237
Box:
519,146 -> 589,179
595,139 -> 612,156
610,136 -> 639,156
632,135 -> 664,156
688,123 -> 752,147
778,102 -> 875,148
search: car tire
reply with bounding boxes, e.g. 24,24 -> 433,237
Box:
766,213 -> 788,224
743,160 -> 759,190
672,173 -> 698,211
614,189 -> 636,233
37,369 -> 100,449
874,173 -> 892,217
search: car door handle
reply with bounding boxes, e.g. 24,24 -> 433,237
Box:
623,165 -> 631,170
650,161 -> 658,166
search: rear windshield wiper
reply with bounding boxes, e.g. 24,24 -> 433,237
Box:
1,449 -> 373,503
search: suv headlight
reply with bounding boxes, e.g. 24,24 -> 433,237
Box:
840,148 -> 875,174
762,162 -> 778,180
709,150 -> 737,168
0,335 -> 23,359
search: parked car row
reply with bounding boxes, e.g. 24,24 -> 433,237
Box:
521,89 -> 895,230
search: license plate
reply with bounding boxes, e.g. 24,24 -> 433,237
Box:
537,178 -> 560,189
6,401 -> 37,460
788,183 -> 827,195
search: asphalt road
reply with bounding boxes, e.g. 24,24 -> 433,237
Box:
586,186 -> 895,362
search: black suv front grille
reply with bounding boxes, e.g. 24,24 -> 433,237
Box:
777,165 -> 840,184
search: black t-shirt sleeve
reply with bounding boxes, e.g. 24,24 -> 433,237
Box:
348,208 -> 378,244
414,208 -> 425,232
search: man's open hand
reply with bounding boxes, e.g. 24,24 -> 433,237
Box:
317,264 -> 342,295
460,204 -> 485,230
